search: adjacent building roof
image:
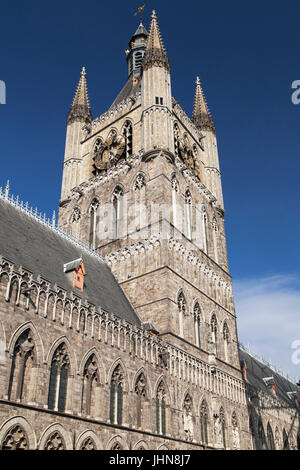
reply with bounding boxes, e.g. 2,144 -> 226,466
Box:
0,196 -> 141,326
239,348 -> 299,408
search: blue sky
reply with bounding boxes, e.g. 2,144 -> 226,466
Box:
0,1 -> 299,377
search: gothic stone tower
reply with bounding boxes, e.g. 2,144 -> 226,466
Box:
58,11 -> 241,378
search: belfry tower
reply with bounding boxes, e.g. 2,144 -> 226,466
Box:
58,10 -> 241,374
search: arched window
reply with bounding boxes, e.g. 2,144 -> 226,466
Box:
267,422 -> 275,450
194,302 -> 201,347
80,437 -> 96,450
183,394 -> 193,441
81,354 -> 99,416
111,442 -> 123,450
232,412 -> 240,450
174,124 -> 180,157
258,419 -> 266,449
112,186 -> 124,239
89,199 -> 100,249
223,322 -> 230,363
212,217 -> 218,263
1,425 -> 29,450
201,205 -> 208,253
200,400 -> 209,445
184,189 -> 192,240
123,121 -> 133,158
211,314 -> 217,353
156,381 -> 166,435
48,343 -> 70,412
275,427 -> 280,450
249,415 -> 256,450
44,431 -> 66,450
171,175 -> 179,230
219,407 -> 226,449
177,292 -> 186,338
283,428 -> 289,450
134,175 -> 146,232
70,207 -> 81,238
8,329 -> 35,402
110,365 -> 124,425
135,373 -> 147,428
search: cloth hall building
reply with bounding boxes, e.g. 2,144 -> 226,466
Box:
0,11 -> 299,451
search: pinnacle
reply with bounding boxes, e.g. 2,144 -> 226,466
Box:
193,76 -> 215,133
67,67 -> 92,125
147,10 -> 166,53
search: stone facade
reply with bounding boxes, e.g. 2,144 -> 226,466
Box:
0,10 -> 299,451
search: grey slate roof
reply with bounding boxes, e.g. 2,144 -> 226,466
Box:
109,77 -> 141,110
239,348 -> 299,408
0,197 -> 141,326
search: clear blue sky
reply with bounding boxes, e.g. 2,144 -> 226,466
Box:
0,1 -> 299,374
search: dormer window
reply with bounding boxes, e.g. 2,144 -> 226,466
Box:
64,258 -> 86,292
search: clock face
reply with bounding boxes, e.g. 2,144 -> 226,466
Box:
94,132 -> 126,171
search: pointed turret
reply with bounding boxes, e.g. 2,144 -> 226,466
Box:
142,10 -> 170,72
141,10 -> 174,154
193,77 -> 223,208
126,21 -> 148,79
61,67 -> 92,201
67,67 -> 92,125
193,77 -> 215,134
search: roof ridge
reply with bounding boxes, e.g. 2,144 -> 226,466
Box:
0,180 -> 105,264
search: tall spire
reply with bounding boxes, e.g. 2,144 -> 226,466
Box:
67,67 -> 92,125
193,77 -> 215,133
143,10 -> 169,72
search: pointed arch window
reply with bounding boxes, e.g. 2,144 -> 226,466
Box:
232,412 -> 240,450
193,302 -> 201,348
48,343 -> 70,412
201,205 -> 208,253
212,217 -> 219,263
200,400 -> 209,445
123,121 -> 133,158
177,292 -> 186,338
258,419 -> 266,449
267,422 -> 275,450
219,407 -> 226,449
184,189 -> 192,240
183,394 -> 193,441
1,425 -> 29,450
174,124 -> 180,157
171,175 -> 179,230
135,373 -> 147,428
89,199 -> 100,249
44,431 -> 66,450
223,322 -> 230,363
112,186 -> 125,239
110,365 -> 124,425
283,429 -> 289,450
156,381 -> 166,435
211,314 -> 217,352
8,329 -> 35,402
81,354 -> 99,416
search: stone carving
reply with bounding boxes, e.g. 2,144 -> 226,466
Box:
1,425 -> 29,450
80,437 -> 96,450
71,207 -> 81,223
44,431 -> 65,450
183,394 -> 194,441
94,131 -> 126,171
135,373 -> 146,397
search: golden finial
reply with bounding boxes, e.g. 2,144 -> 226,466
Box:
134,5 -> 145,24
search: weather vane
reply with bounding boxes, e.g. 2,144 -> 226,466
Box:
134,5 -> 145,24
